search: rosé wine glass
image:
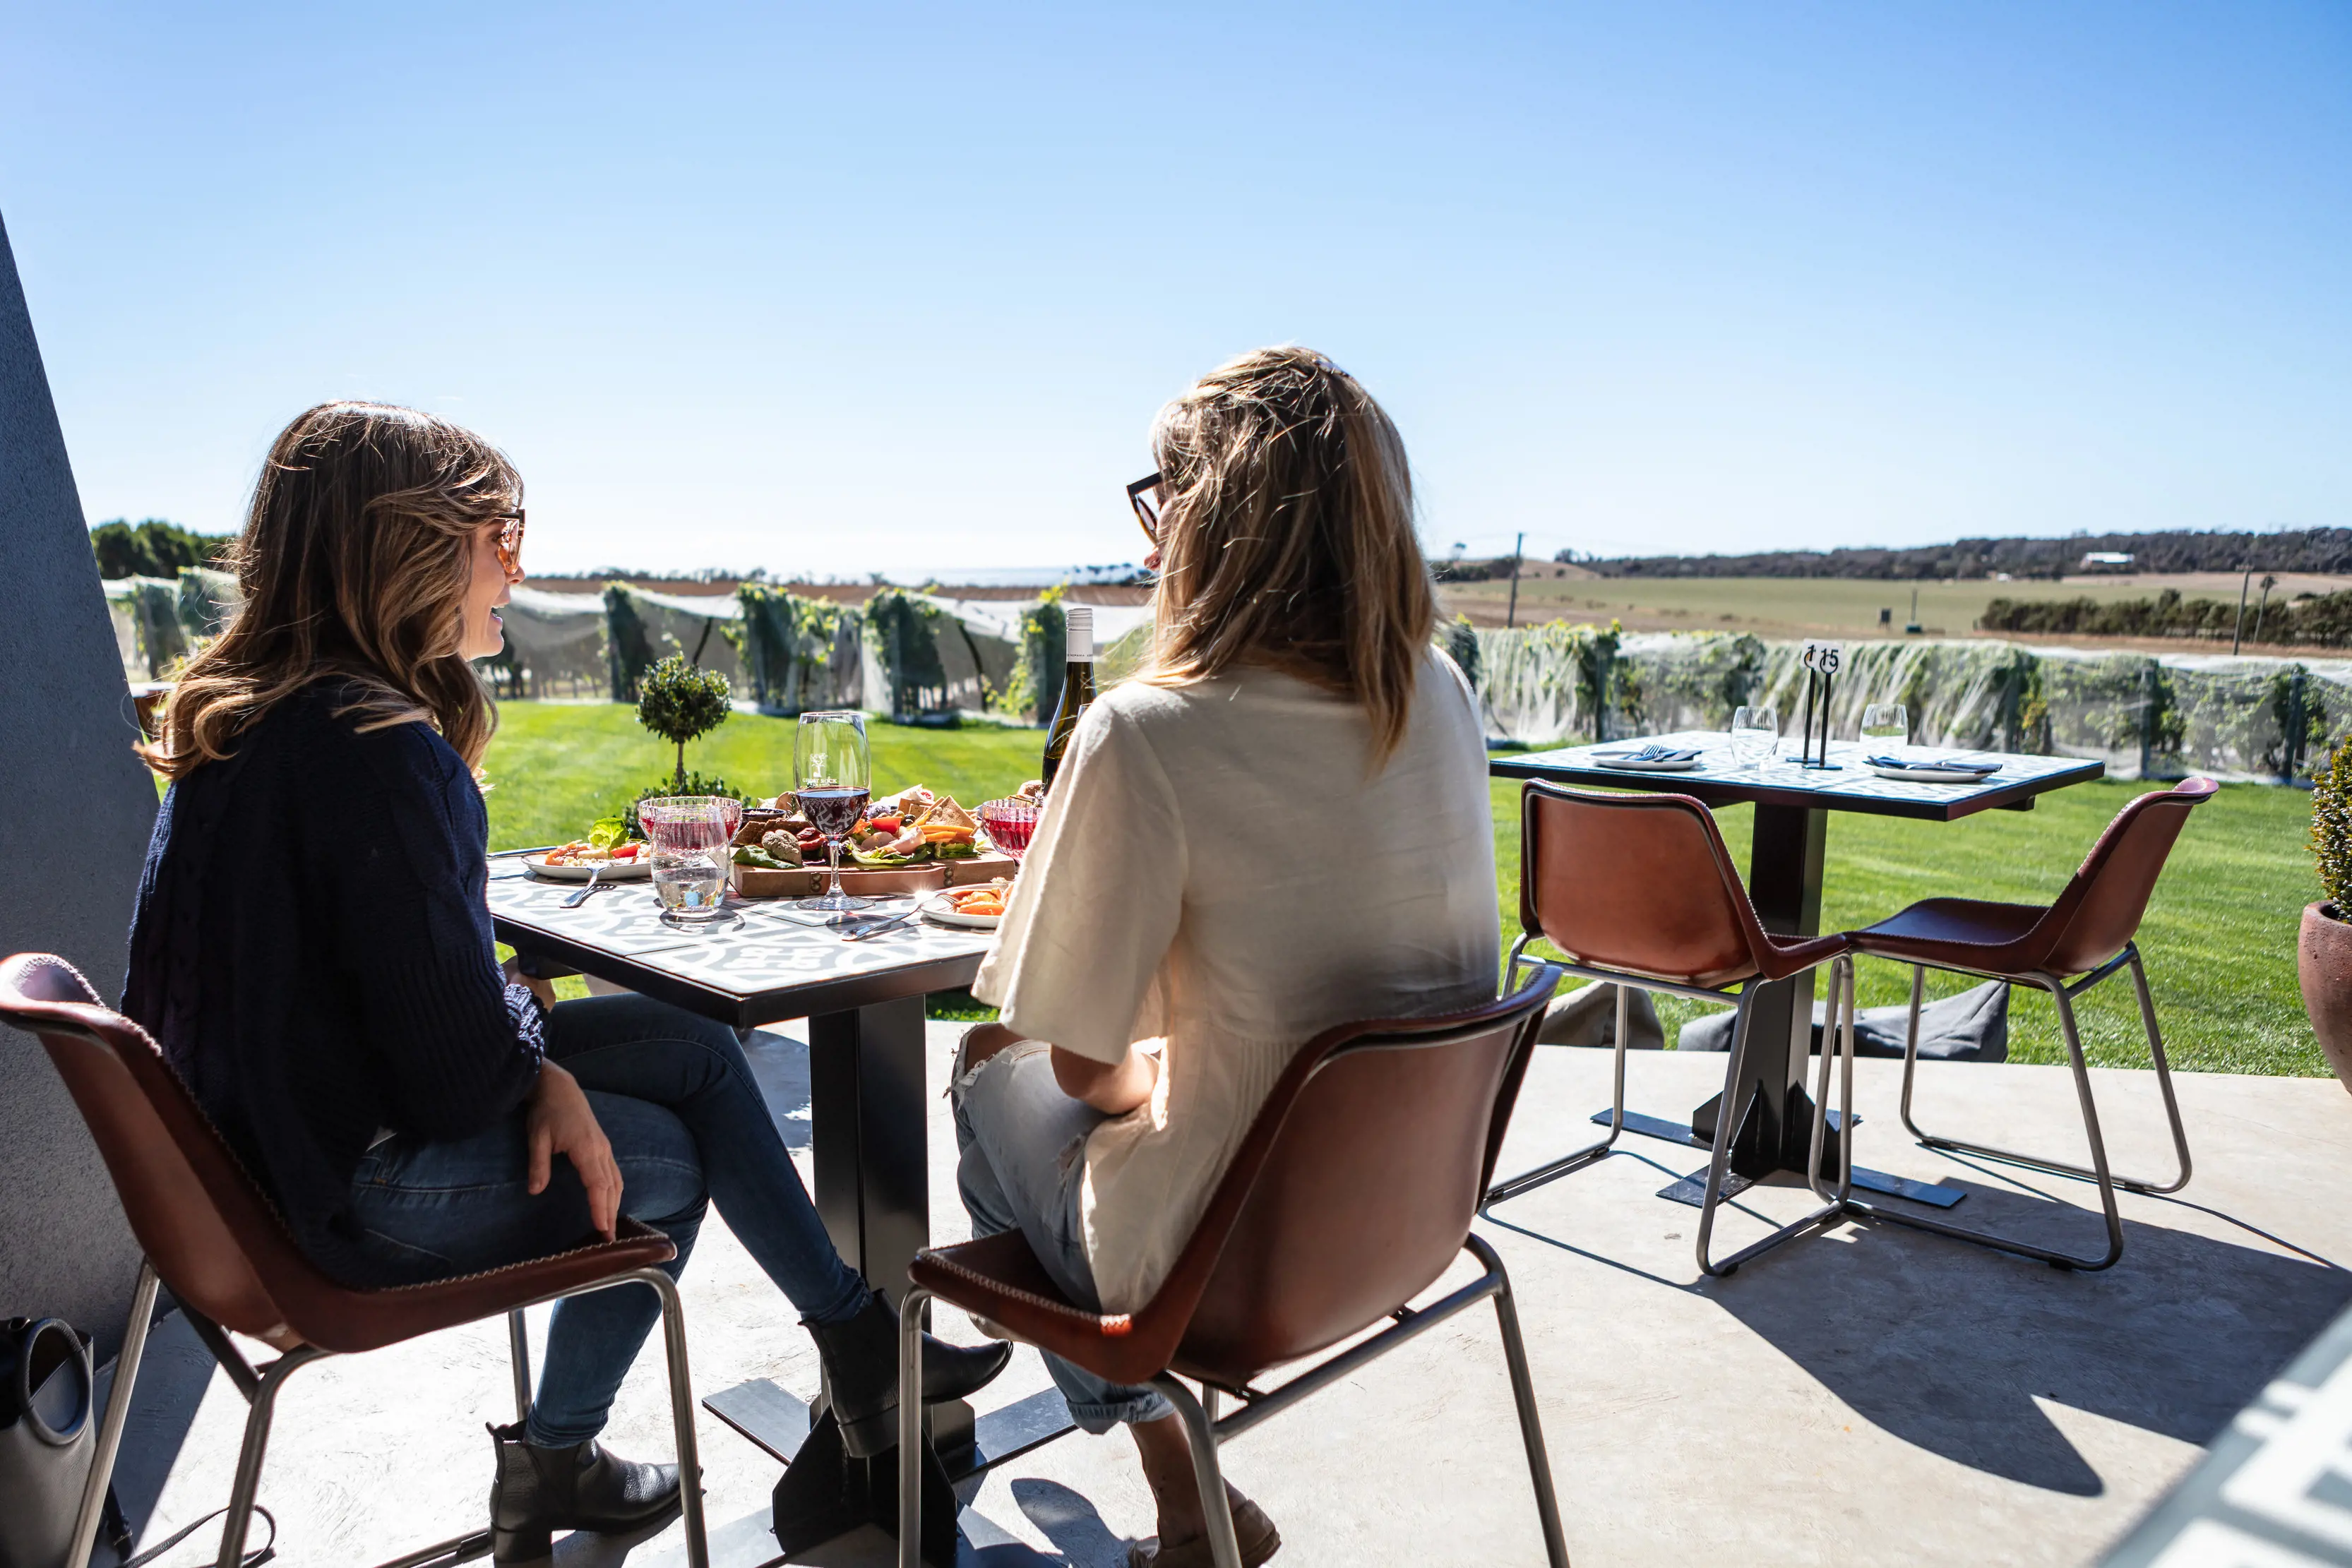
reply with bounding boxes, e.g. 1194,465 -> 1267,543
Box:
977,798 -> 1040,863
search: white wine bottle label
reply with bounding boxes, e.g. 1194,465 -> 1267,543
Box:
1066,604 -> 1094,661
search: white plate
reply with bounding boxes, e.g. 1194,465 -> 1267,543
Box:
523,854 -> 655,882
1594,755 -> 1702,772
921,892 -> 1003,930
1868,764 -> 2000,784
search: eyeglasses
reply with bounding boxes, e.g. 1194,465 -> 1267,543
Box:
1127,472 -> 1162,548
492,510 -> 526,577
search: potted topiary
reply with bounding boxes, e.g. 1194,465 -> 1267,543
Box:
638,654 -> 733,794
2300,732 -> 2352,1093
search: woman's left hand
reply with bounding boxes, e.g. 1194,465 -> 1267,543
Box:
526,1062 -> 623,1239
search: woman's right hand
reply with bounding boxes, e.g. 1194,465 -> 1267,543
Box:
526,1061 -> 622,1240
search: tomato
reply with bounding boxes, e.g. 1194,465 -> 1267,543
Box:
611,844 -> 638,859
870,813 -> 902,833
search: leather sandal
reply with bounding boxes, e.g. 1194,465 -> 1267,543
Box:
1129,1492 -> 1281,1567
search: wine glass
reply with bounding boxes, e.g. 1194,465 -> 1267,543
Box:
1731,705 -> 1779,769
794,710 -> 874,914
1861,702 -> 1909,762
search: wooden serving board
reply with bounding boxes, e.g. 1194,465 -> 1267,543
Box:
729,863 -> 948,899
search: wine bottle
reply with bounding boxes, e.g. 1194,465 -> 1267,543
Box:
1040,605 -> 1097,794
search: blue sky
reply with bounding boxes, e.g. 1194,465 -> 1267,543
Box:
3,2 -> 2346,577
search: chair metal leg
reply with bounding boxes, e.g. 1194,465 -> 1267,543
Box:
633,1268 -> 710,1568
898,1286 -> 929,1568
217,1345 -> 328,1568
1470,1236 -> 1572,1568
66,1262 -> 160,1568
1151,1375 -> 1245,1568
506,1309 -> 532,1425
2125,947 -> 2195,1194
1893,945 -> 2191,1195
1805,958 -> 1858,1210
1697,976 -> 1853,1278
1483,983 -> 1631,1206
1845,971 -> 2127,1271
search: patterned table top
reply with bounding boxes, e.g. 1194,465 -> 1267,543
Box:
1489,730 -> 2106,822
486,857 -> 994,1024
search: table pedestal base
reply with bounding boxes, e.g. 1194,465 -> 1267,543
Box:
770,1406 -> 961,1567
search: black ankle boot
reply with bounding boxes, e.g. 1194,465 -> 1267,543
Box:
804,1289 -> 1014,1459
486,1422 -> 681,1564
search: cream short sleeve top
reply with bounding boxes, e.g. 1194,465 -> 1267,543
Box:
973,649 -> 1500,1313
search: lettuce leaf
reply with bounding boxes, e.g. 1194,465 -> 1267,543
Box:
933,839 -> 981,860
586,816 -> 632,850
849,846 -> 919,868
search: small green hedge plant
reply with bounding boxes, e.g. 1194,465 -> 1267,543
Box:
2311,732 -> 2352,913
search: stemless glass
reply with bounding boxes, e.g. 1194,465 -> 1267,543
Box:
1731,705 -> 1779,769
639,796 -> 741,925
1861,702 -> 1909,760
795,710 -> 874,914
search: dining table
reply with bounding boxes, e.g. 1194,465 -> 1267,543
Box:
1488,731 -> 2105,1202
486,856 -> 1058,1567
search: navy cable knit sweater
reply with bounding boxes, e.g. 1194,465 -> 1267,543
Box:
123,682 -> 545,1286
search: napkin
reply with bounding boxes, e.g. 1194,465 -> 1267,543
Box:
1869,755 -> 2000,774
1596,745 -> 1704,762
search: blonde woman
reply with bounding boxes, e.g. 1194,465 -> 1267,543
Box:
124,402 -> 1006,1563
953,349 -> 1499,1567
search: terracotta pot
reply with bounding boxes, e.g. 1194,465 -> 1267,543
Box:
2297,902 -> 2352,1094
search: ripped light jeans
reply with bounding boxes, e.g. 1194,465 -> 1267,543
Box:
950,1036 -> 1173,1432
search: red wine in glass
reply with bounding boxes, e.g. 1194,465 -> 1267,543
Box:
797,786 -> 870,839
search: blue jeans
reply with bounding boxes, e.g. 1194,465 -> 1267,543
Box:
950,1037 -> 1172,1432
347,994 -> 868,1447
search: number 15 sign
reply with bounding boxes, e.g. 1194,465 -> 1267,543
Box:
1797,642 -> 1843,769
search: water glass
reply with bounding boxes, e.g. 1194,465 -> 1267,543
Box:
1861,702 -> 1909,759
796,710 -> 875,914
639,796 -> 743,923
1731,705 -> 1779,769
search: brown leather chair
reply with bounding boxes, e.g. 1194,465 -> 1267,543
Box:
1833,777 -> 2217,1271
895,969 -> 1572,1568
1486,781 -> 1861,1277
0,953 -> 711,1568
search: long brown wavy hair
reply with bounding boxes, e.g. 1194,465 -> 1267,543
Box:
1147,347 -> 1436,760
143,402 -> 518,778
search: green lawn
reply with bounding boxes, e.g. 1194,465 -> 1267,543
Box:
484,702 -> 2327,1077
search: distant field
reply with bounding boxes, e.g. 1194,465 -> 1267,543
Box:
1441,571 -> 2352,648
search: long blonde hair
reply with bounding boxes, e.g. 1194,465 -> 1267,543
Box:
1147,347 -> 1435,760
143,401 -> 517,777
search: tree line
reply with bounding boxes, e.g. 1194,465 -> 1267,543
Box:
1980,587 -> 2352,648
1570,527 -> 2352,580
90,519 -> 235,579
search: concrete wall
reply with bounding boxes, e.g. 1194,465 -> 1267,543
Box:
0,210 -> 160,1360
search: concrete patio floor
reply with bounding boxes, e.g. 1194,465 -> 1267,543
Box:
105,1022 -> 2352,1568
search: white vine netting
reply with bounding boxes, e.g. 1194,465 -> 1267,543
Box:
1467,626 -> 2349,783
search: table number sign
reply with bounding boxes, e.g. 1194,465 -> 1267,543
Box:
1797,642 -> 1844,770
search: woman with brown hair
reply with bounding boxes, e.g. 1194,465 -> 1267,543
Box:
953,348 -> 1500,1567
124,402 -> 1006,1563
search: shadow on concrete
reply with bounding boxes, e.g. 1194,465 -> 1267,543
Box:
1010,1478 -> 1130,1566
742,1029 -> 813,1151
1488,1154 -> 2352,1496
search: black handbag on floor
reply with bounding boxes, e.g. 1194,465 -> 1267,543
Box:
0,1316 -> 99,1568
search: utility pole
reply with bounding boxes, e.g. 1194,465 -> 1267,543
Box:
1505,532 -> 1525,630
2233,565 -> 2253,656
2254,573 -> 2278,647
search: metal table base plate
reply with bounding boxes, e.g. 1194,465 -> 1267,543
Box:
1591,1107 -> 1964,1209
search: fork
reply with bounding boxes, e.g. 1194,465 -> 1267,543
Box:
561,866 -> 609,909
